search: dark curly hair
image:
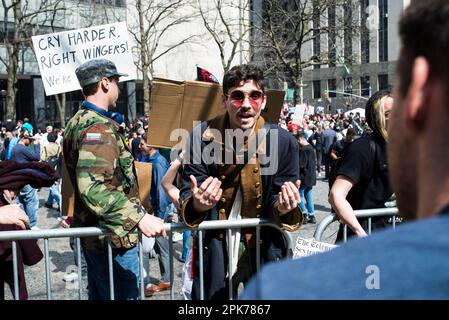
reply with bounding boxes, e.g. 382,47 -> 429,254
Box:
47,131 -> 58,143
222,64 -> 265,95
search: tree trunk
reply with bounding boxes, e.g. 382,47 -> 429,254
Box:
55,93 -> 66,127
5,0 -> 20,121
6,58 -> 18,120
137,0 -> 151,116
142,64 -> 150,117
147,77 -> 152,117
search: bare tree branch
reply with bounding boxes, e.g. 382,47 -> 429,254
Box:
197,0 -> 251,72
128,0 -> 197,115
251,0 -> 365,104
0,0 -> 65,120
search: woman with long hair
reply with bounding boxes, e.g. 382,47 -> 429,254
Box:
329,90 -> 394,241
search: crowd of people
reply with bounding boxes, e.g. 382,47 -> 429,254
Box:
0,72 -> 412,300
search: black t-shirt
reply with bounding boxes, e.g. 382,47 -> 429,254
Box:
336,136 -> 393,239
332,139 -> 350,158
299,144 -> 317,188
309,132 -> 322,152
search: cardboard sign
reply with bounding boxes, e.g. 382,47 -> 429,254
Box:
262,90 -> 285,125
134,161 -> 152,209
32,22 -> 136,96
61,159 -> 75,218
61,159 -> 153,217
148,78 -> 284,148
293,237 -> 338,260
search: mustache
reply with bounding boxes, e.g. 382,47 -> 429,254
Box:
237,110 -> 255,117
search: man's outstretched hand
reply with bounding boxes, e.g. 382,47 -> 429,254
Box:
278,180 -> 301,215
190,175 -> 223,212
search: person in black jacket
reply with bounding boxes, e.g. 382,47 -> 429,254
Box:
308,125 -> 322,176
298,132 -> 317,224
0,160 -> 57,299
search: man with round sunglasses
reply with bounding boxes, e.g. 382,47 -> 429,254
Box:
179,64 -> 303,300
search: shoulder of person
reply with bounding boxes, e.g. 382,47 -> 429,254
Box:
306,144 -> 315,152
336,139 -> 346,148
276,125 -> 296,143
82,116 -> 118,137
77,109 -> 115,128
347,136 -> 374,153
67,109 -> 109,132
340,137 -> 378,175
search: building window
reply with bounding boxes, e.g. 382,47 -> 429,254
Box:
313,80 -> 321,99
378,74 -> 389,90
360,0 -> 370,64
378,0 -> 388,62
136,81 -> 144,117
328,4 -> 336,67
0,22 -> 14,44
344,77 -> 353,94
90,0 -> 126,7
328,79 -> 337,97
361,76 -> 371,97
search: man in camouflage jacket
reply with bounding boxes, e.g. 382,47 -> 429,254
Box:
63,59 -> 165,300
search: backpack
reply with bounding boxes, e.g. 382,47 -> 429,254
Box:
45,146 -> 62,177
328,137 -> 376,190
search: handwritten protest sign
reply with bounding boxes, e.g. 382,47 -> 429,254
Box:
293,237 -> 338,260
32,22 -> 136,96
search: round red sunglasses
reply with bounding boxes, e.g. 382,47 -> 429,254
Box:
226,90 -> 264,107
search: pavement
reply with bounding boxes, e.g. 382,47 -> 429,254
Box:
5,176 -> 338,300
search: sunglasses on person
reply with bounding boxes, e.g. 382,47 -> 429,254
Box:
227,90 -> 264,107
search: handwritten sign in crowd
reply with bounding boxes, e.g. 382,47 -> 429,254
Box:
32,22 -> 136,96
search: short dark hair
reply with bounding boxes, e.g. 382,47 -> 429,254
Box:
47,131 -> 58,143
296,132 -> 306,141
222,64 -> 265,95
82,82 -> 100,97
398,0 -> 449,97
346,127 -> 356,137
141,132 -> 148,143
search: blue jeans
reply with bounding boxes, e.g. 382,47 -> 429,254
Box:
299,186 -> 315,216
181,230 -> 191,260
82,246 -> 140,300
46,180 -> 61,207
18,184 -> 39,228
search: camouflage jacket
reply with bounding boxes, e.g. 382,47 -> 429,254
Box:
63,105 -> 146,250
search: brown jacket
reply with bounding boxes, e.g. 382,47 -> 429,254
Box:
180,114 -> 303,246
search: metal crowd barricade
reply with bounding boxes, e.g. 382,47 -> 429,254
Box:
313,207 -> 400,242
0,218 -> 291,300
